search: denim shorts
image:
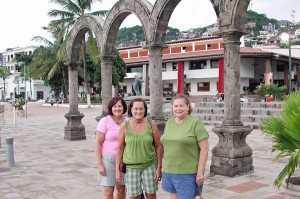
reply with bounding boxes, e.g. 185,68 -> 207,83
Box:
162,172 -> 203,199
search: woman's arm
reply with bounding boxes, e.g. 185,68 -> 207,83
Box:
116,123 -> 126,183
151,121 -> 162,181
95,131 -> 106,176
196,138 -> 209,186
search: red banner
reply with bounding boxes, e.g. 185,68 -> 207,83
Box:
177,62 -> 183,95
218,58 -> 224,93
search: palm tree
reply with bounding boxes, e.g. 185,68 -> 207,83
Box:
260,90 -> 300,188
48,0 -> 108,106
30,21 -> 69,98
0,68 -> 11,100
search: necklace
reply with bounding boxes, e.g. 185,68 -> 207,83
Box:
114,116 -> 123,126
133,119 -> 143,128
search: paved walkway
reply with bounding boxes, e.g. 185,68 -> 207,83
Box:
0,102 -> 287,199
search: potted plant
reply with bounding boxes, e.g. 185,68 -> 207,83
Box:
260,90 -> 300,198
16,97 -> 25,117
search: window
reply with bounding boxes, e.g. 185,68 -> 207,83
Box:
163,83 -> 173,92
118,86 -> 127,95
211,59 -> 219,68
277,64 -> 284,72
197,82 -> 210,92
162,63 -> 166,72
185,83 -> 191,92
207,44 -> 211,48
127,66 -> 143,73
190,60 -> 207,70
172,63 -> 178,71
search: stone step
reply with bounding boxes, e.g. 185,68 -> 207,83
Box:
193,102 -> 283,109
196,114 -> 268,123
203,121 -> 261,129
193,108 -> 281,116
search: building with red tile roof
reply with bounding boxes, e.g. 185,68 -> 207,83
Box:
117,36 -> 300,98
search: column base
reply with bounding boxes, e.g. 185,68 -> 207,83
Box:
151,117 -> 167,136
210,125 -> 253,177
64,113 -> 86,141
210,156 -> 253,177
95,112 -> 108,122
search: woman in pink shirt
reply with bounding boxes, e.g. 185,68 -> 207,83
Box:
95,96 -> 128,199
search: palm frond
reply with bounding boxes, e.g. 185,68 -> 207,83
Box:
260,90 -> 300,188
32,36 -> 54,47
48,9 -> 75,18
90,10 -> 109,17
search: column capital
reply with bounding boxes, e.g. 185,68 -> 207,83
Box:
100,54 -> 114,63
217,29 -> 245,44
64,61 -> 80,70
144,43 -> 168,50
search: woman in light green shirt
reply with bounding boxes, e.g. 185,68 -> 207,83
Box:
116,98 -> 162,199
161,94 -> 209,199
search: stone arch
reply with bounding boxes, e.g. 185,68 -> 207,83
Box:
64,15 -> 104,141
149,0 -> 249,44
101,0 -> 152,56
66,15 -> 104,65
211,0 -> 250,32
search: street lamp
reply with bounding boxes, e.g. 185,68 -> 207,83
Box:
280,30 -> 292,93
17,62 -> 27,118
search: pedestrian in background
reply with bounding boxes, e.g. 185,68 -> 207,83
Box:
161,94 -> 209,199
116,98 -> 162,199
95,96 -> 128,199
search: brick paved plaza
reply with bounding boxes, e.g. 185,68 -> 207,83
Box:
0,102 -> 287,199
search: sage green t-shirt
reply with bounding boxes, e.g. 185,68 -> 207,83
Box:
160,115 -> 209,174
123,119 -> 157,170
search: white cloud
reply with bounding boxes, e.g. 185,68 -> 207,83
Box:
0,0 -> 299,52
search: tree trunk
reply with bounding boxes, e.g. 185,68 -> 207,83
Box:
30,79 -> 32,99
3,78 -> 6,100
83,37 -> 91,107
114,85 -> 119,96
62,63 -> 68,98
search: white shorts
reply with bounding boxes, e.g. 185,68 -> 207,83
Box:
98,154 -> 125,186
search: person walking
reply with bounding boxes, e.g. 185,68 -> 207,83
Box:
161,94 -> 209,199
116,98 -> 162,199
95,96 -> 128,199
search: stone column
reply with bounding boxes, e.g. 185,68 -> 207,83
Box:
265,58 -> 272,85
64,63 -> 86,141
95,55 -> 113,122
148,45 -> 167,134
142,64 -> 147,96
210,31 -> 253,177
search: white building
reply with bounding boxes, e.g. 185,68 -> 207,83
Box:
1,46 -> 52,100
118,36 -> 300,100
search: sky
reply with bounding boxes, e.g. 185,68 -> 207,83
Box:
0,0 -> 299,53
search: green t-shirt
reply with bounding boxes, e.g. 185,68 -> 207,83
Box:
123,119 -> 157,170
160,115 -> 209,174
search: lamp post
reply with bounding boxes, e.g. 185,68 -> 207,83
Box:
17,62 -> 27,118
24,62 -> 27,118
280,30 -> 292,93
288,23 -> 292,93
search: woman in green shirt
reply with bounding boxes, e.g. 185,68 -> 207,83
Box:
116,98 -> 162,199
161,94 -> 209,199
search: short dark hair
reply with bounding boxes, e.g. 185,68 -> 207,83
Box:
107,96 -> 127,116
171,94 -> 192,115
128,98 -> 148,117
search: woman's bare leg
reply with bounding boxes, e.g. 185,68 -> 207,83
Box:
116,185 -> 126,199
102,186 -> 114,199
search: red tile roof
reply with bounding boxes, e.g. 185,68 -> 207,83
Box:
123,47 -> 273,65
